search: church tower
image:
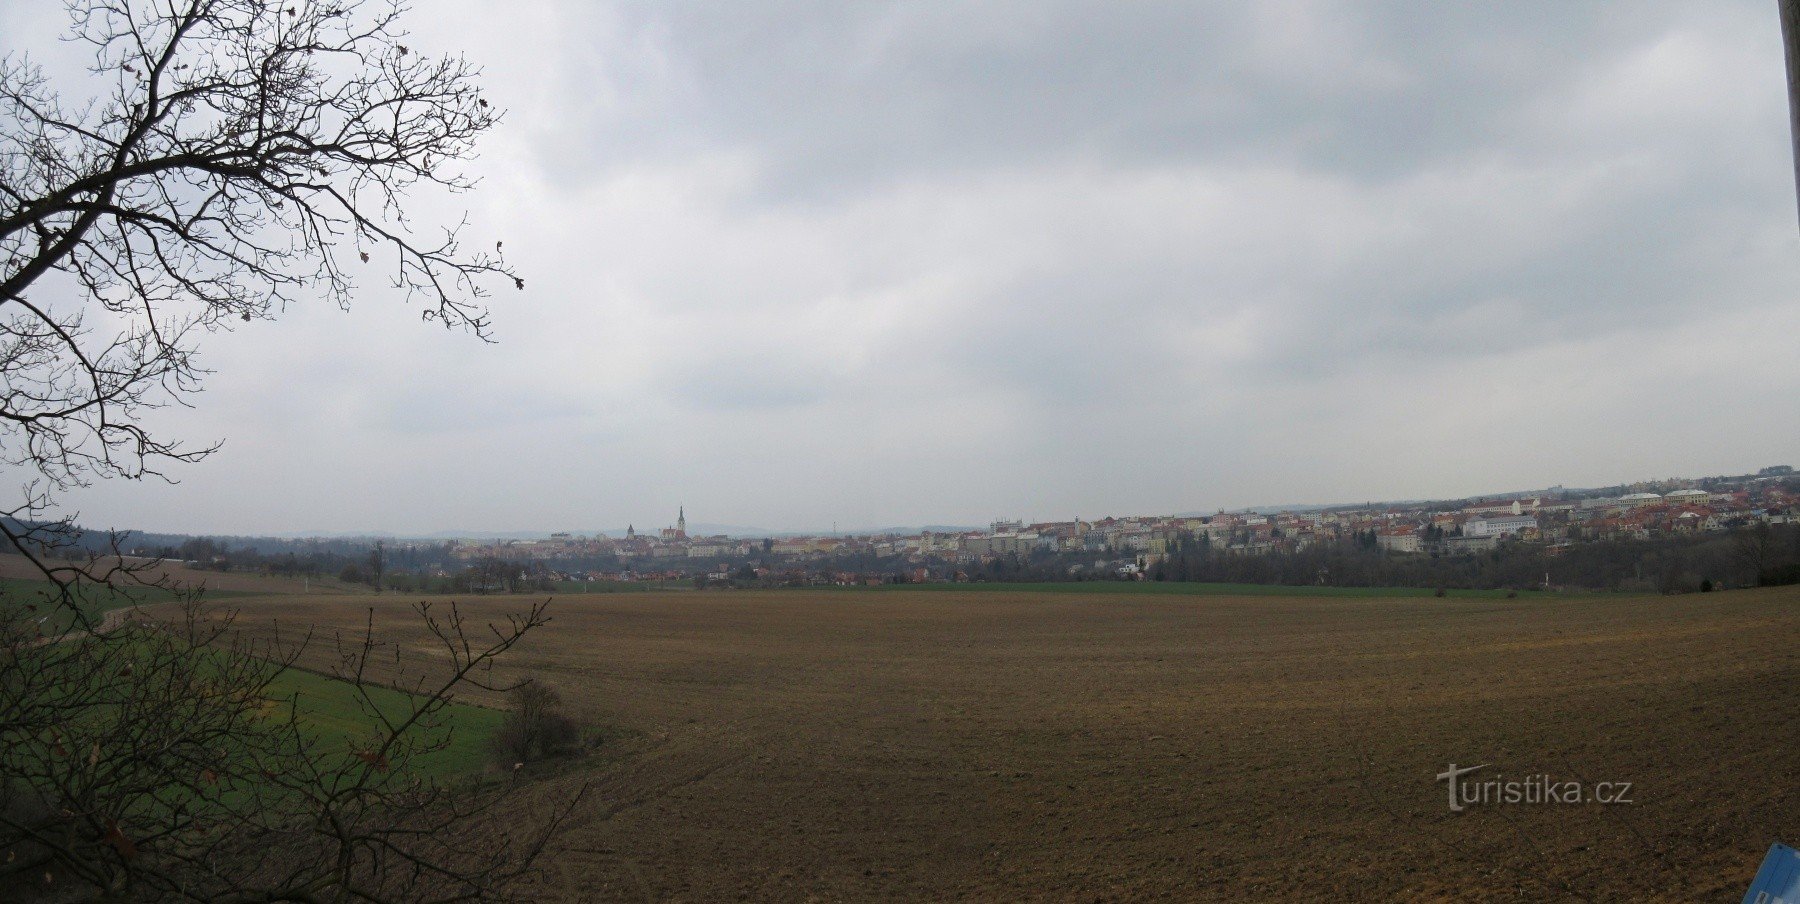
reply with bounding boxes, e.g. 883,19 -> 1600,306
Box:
677,506 -> 687,538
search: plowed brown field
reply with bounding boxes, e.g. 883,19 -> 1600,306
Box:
219,586 -> 1800,901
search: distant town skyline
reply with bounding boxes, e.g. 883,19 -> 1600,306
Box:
127,464 -> 1788,595
5,1 -> 1797,537
93,463 -> 1795,542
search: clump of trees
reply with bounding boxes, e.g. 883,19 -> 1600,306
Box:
494,680 -> 581,767
454,556 -> 557,595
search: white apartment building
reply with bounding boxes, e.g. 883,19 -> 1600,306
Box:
1463,515 -> 1538,538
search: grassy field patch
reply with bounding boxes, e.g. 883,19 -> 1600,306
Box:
265,666 -> 505,778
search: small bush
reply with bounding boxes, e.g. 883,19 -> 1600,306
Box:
493,680 -> 579,766
1433,587 -> 1447,598
1505,590 -> 1517,599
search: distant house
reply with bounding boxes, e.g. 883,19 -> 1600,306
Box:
1665,488 -> 1709,506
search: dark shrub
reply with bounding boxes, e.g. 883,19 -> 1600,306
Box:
1761,563 -> 1800,587
494,680 -> 579,766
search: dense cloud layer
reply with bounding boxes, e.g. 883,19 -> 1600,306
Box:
8,1 -> 1799,534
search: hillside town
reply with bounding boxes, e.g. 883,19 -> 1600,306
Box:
423,467 -> 1799,587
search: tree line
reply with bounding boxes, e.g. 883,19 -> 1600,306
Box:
949,523 -> 1800,594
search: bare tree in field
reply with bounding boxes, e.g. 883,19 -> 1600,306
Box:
1732,521 -> 1778,585
0,1 -> 571,900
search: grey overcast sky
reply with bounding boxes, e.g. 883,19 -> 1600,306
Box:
8,1 -> 1800,536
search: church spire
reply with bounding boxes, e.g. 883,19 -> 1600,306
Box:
677,506 -> 686,536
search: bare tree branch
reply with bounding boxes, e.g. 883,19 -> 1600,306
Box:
0,3 -> 563,901
0,0 -> 520,570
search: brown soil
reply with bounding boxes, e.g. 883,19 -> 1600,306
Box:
219,586 -> 1800,902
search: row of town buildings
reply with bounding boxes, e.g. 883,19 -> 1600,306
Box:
429,469 -> 1798,582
